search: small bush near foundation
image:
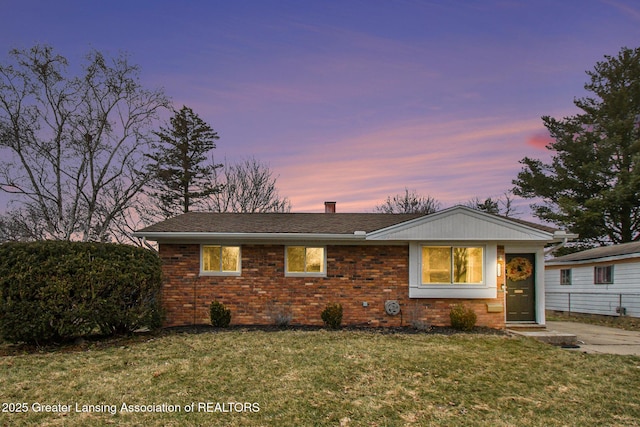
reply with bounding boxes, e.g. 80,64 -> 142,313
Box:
449,304 -> 477,331
267,302 -> 293,327
407,305 -> 431,331
321,303 -> 343,329
210,301 -> 231,327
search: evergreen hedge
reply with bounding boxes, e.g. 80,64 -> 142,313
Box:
321,302 -> 343,329
209,301 -> 231,327
0,241 -> 163,344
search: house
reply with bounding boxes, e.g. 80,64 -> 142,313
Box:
134,204 -> 573,329
546,241 -> 640,317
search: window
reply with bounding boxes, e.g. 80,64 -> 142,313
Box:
202,245 -> 240,274
560,269 -> 572,285
594,265 -> 613,284
421,246 -> 483,284
286,246 -> 325,275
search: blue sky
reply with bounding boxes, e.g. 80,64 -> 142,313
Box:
1,0 -> 639,215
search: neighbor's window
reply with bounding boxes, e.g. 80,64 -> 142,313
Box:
202,245 -> 240,274
422,246 -> 483,284
286,246 -> 325,275
594,265 -> 613,284
560,269 -> 572,285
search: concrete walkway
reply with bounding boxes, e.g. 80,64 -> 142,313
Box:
546,321 -> 640,356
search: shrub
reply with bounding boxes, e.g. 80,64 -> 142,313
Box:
0,241 -> 163,344
266,301 -> 293,327
321,303 -> 343,329
449,304 -> 477,331
407,305 -> 430,331
210,301 -> 231,327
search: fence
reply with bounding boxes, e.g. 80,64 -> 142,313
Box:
546,292 -> 640,317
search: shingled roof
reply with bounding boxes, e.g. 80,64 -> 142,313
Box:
548,241 -> 640,263
136,212 -> 425,235
135,207 -> 565,239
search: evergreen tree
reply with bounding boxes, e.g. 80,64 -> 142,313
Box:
513,47 -> 640,245
145,106 -> 221,218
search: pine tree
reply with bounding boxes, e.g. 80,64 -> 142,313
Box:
513,47 -> 640,244
145,106 -> 221,218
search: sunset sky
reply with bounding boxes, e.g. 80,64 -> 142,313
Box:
1,0 -> 639,217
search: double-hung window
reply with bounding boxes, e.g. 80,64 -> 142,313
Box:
286,246 -> 325,276
560,269 -> 572,285
201,245 -> 241,275
594,265 -> 613,284
421,246 -> 483,285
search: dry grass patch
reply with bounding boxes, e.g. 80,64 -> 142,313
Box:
1,329 -> 639,426
547,310 -> 640,332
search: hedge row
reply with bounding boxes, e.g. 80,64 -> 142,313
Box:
0,241 -> 163,344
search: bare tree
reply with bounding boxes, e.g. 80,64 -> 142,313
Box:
0,45 -> 168,241
208,157 -> 291,213
465,191 -> 519,218
375,188 -> 441,214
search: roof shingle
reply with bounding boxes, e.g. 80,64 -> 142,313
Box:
137,212 -> 425,235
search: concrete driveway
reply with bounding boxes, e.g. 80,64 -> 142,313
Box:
546,321 -> 640,356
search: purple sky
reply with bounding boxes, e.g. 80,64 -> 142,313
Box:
2,0 -> 639,216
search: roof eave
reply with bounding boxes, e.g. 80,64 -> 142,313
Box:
547,252 -> 640,266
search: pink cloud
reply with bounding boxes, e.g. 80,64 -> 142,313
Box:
269,116 -> 550,212
526,131 -> 553,150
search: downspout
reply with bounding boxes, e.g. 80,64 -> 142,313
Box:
544,237 -> 569,256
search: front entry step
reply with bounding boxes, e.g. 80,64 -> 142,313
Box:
507,326 -> 577,346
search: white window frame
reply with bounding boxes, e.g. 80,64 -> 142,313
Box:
409,242 -> 497,299
285,246 -> 327,277
200,245 -> 242,276
420,245 -> 485,285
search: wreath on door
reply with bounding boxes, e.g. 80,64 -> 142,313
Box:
506,257 -> 533,282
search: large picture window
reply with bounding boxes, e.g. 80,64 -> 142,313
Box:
422,246 -> 483,284
202,245 -> 240,274
286,246 -> 325,275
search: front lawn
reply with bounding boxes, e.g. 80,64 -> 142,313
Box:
1,329 -> 639,426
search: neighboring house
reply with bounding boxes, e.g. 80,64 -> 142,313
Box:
134,204 -> 573,329
546,241 -> 640,317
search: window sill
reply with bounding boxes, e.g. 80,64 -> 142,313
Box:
200,271 -> 242,277
285,272 -> 326,278
409,284 -> 496,299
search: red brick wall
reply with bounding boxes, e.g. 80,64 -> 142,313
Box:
158,244 -> 507,329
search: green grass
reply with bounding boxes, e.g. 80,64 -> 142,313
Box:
1,329 -> 639,426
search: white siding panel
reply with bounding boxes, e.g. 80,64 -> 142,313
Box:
373,211 -> 552,241
545,260 -> 640,317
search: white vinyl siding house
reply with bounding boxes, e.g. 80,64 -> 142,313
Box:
545,242 -> 640,317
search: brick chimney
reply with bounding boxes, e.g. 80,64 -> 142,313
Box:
324,201 -> 336,213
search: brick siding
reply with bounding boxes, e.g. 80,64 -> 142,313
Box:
159,244 -> 507,329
